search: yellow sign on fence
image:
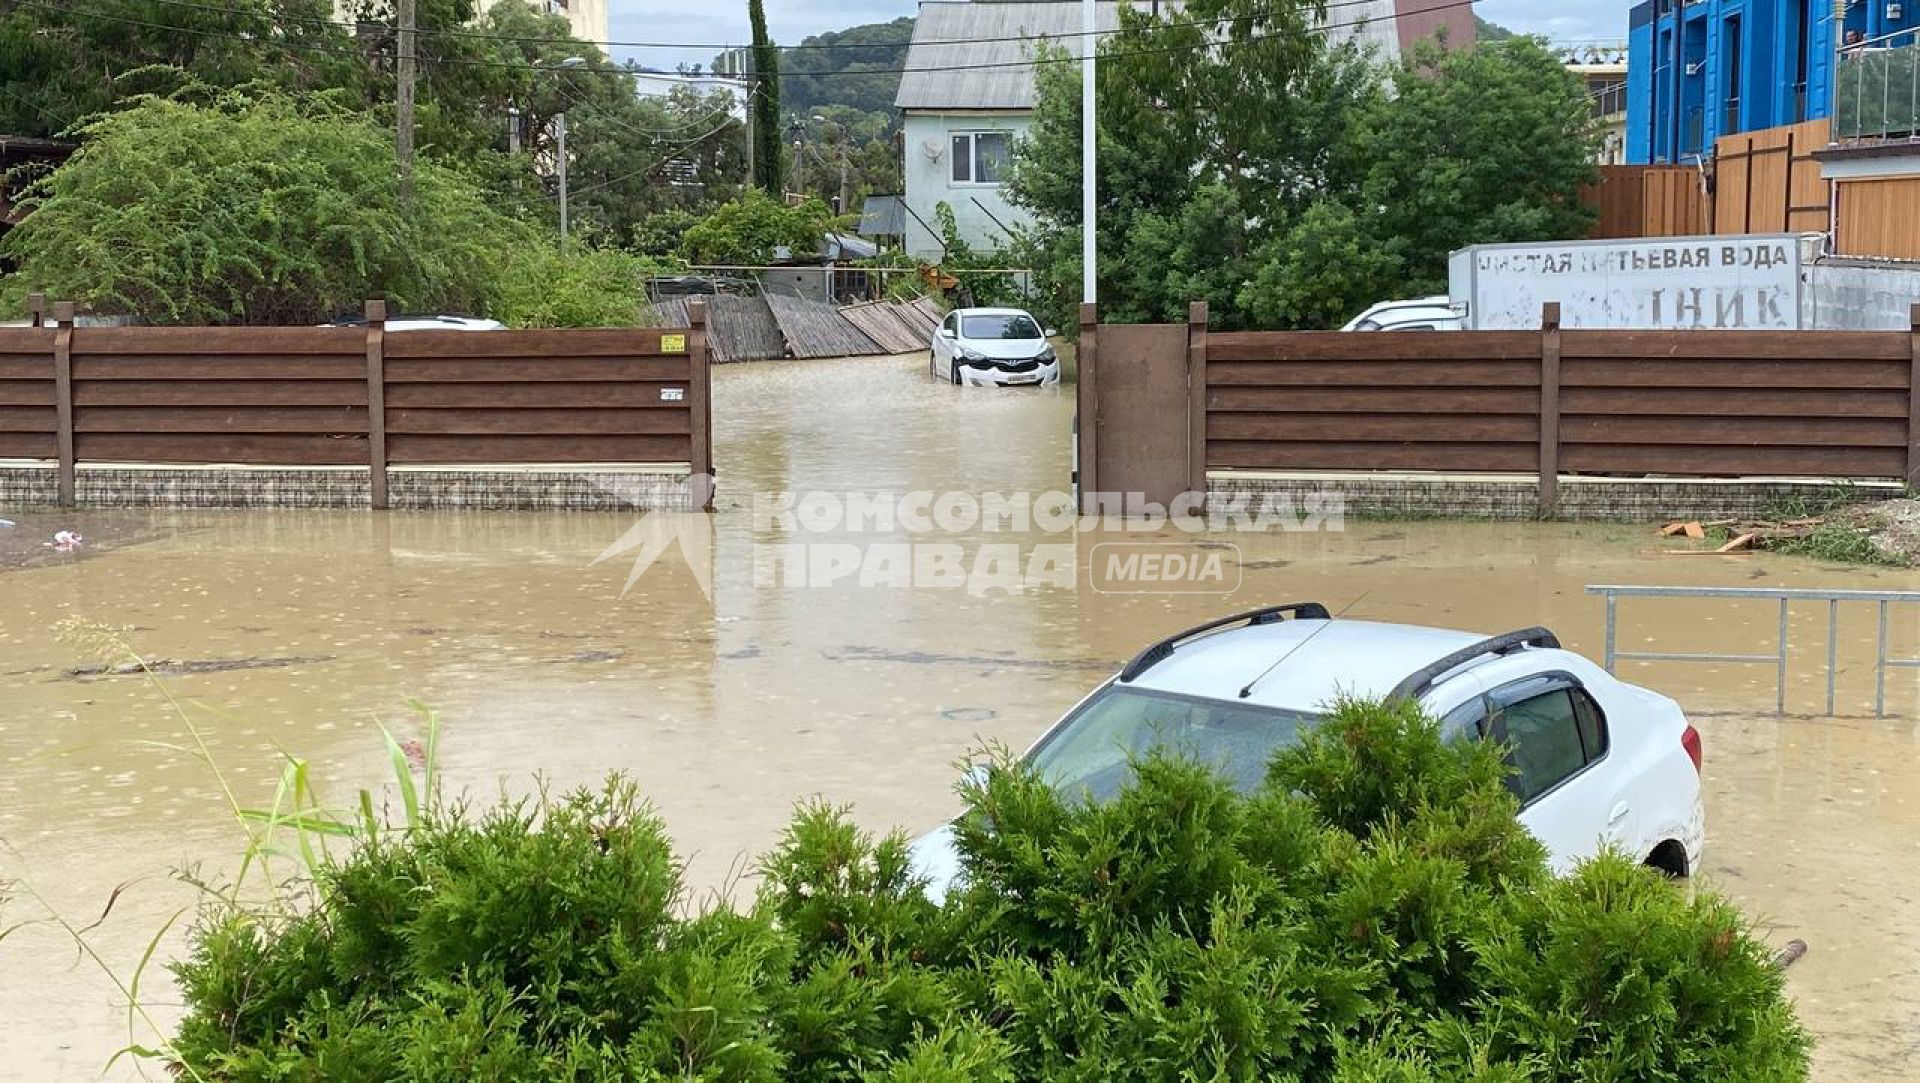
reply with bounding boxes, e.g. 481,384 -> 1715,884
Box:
661,333 -> 687,354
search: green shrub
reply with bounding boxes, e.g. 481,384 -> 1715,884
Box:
0,91 -> 643,327
165,699 -> 1810,1080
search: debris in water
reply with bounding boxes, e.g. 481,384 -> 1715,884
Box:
1774,939 -> 1809,970
0,518 -> 14,528
64,655 -> 332,679
941,707 -> 998,722
46,530 -> 82,551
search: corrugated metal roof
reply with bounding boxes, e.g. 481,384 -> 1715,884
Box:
896,2 -> 1124,112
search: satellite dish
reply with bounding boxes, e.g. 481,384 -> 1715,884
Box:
921,139 -> 945,160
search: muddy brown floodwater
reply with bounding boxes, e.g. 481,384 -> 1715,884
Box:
3,354 -> 1919,1078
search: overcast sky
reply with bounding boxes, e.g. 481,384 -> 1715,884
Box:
604,1 -> 1632,73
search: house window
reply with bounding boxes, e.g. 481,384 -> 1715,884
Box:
950,131 -> 1010,185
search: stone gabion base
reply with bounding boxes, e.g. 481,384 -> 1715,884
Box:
1209,473 -> 1908,523
0,464 -> 700,512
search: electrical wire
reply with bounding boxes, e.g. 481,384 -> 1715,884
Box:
122,0 -> 1438,56
11,0 -> 1494,79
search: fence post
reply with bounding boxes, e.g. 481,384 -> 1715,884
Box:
1782,129 -> 1796,230
1076,302 -> 1099,515
1538,302 -> 1562,515
52,301 -> 74,507
1908,303 -> 1920,490
364,300 -> 388,510
27,292 -> 45,329
1186,301 -> 1208,510
688,299 -> 714,510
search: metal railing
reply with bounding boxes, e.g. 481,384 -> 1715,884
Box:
1837,28 -> 1920,141
1586,586 -> 1920,718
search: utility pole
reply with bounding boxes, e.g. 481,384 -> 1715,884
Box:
556,112 -> 569,244
396,0 -> 417,207
1081,0 -> 1096,305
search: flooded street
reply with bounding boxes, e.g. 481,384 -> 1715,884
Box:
3,353 -> 1919,1077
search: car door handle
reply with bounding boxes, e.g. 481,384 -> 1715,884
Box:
1607,802 -> 1631,826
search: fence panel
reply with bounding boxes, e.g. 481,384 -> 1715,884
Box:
0,327 -> 56,459
1712,119 -> 1831,236
7,307 -> 711,508
1206,330 -> 1545,474
382,328 -> 696,468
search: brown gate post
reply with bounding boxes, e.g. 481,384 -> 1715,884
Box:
1908,303 -> 1920,489
27,292 -> 45,329
1538,302 -> 1563,514
1076,302 -> 1099,515
364,300 -> 388,509
1186,301 -> 1208,508
52,301 -> 74,507
688,299 -> 714,510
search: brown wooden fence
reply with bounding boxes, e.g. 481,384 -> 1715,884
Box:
1711,119 -> 1832,236
0,300 -> 710,508
1079,303 -> 1920,512
1586,166 -> 1710,238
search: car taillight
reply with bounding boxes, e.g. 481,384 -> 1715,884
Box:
1681,724 -> 1703,774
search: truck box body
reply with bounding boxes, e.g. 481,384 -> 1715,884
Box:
1447,234 -> 1813,331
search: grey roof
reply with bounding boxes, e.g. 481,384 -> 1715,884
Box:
896,2 -> 1125,112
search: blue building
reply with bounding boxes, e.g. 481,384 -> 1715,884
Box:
1628,2 -> 1920,164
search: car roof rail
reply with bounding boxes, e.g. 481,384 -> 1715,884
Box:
1387,627 -> 1562,704
1118,603 -> 1331,683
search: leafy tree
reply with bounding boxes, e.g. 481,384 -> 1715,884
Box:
679,189 -> 835,264
0,92 -> 643,326
748,0 -> 785,192
163,698 -> 1811,1079
1008,3 -> 1597,330
0,0 -> 367,139
789,105 -> 903,211
1353,37 -> 1599,296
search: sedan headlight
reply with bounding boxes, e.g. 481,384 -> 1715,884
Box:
958,348 -> 991,364
1037,345 -> 1057,362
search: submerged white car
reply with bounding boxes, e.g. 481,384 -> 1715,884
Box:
1341,296 -> 1464,332
930,307 -> 1061,387
911,605 -> 1705,900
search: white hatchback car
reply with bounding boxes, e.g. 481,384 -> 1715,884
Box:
1341,296 -> 1465,332
911,605 -> 1705,899
930,307 -> 1061,387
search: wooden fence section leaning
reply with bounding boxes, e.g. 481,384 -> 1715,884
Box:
1087,304 -> 1920,515
1711,118 -> 1831,236
0,300 -> 711,509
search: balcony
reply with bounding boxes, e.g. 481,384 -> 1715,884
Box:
1836,30 -> 1920,143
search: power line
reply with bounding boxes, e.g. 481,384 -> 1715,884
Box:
120,0 -> 1427,56
16,0 -> 1491,81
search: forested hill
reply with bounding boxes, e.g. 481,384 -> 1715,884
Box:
749,17 -> 916,123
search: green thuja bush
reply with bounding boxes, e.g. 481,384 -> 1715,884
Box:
167,699 -> 1810,1080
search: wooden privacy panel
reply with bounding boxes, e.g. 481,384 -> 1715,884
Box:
68,327 -> 368,464
1713,119 -> 1831,236
1206,331 -> 1545,473
382,329 -> 694,465
1587,166 -> 1709,239
1198,319 -> 1920,501
9,312 -> 711,507
1835,176 -> 1920,260
1557,330 -> 1912,479
0,328 -> 57,458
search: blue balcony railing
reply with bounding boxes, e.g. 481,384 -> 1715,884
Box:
1836,28 -> 1920,141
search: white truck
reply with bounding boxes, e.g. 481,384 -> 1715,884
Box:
1345,233 -> 1920,332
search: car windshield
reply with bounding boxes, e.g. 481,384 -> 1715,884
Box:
1025,686 -> 1320,802
961,314 -> 1043,340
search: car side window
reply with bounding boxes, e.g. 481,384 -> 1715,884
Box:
941,314 -> 956,336
1571,688 -> 1608,760
1492,687 -> 1591,803
1438,696 -> 1490,743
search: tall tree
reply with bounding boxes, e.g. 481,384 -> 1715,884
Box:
747,0 -> 784,192
1008,2 -> 1598,332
